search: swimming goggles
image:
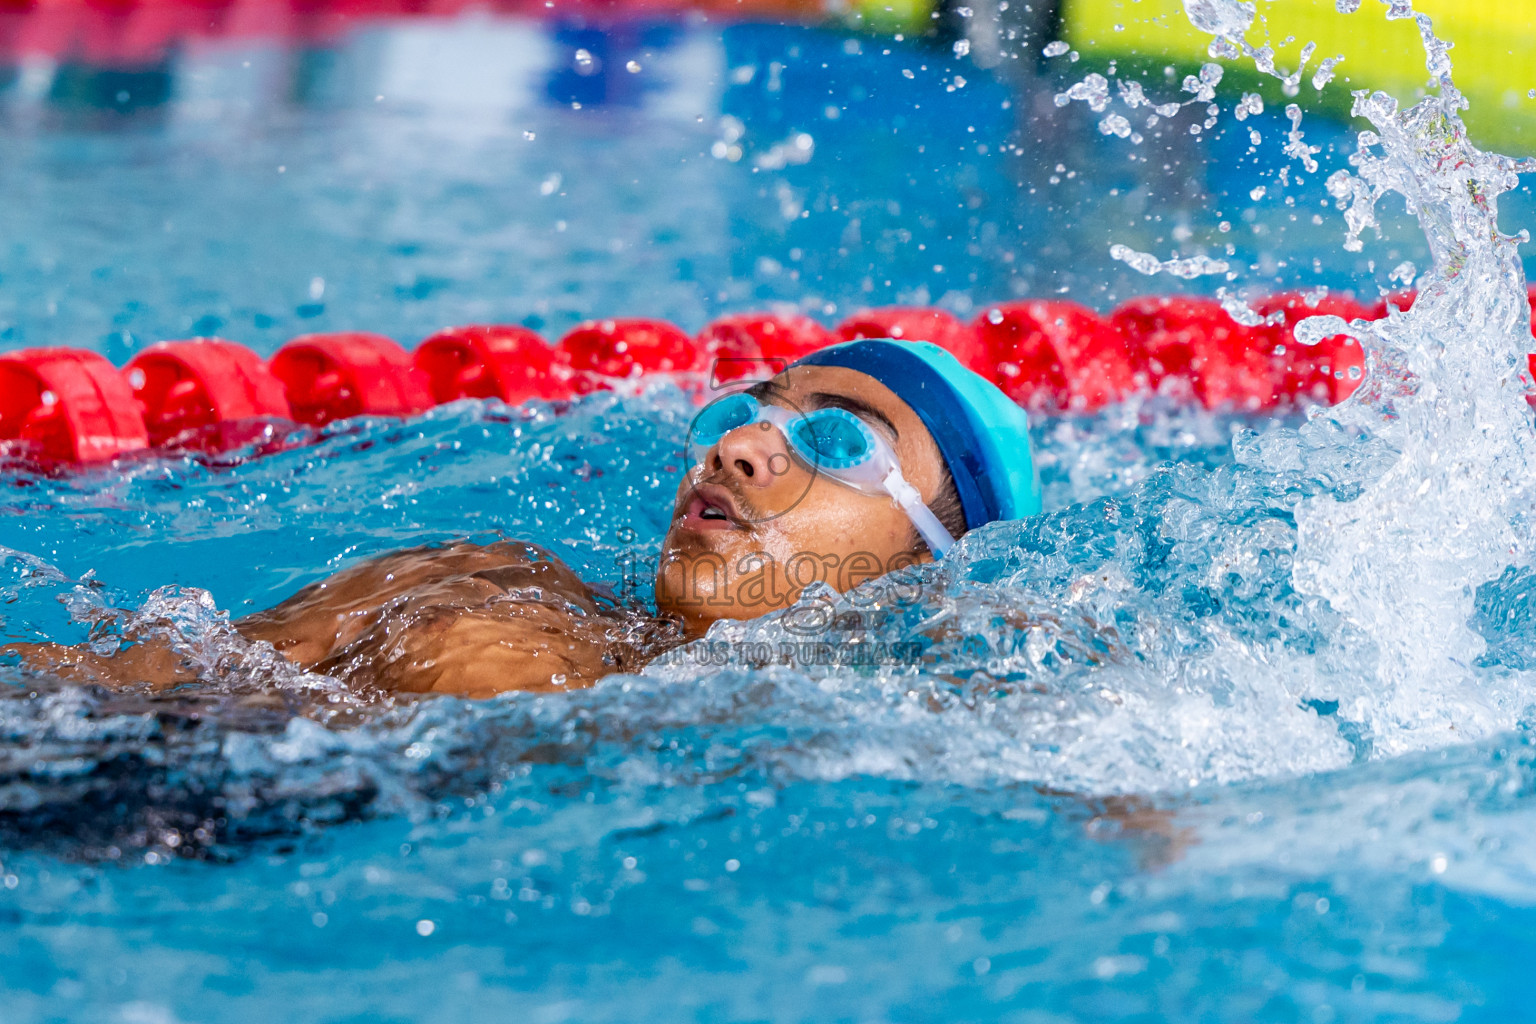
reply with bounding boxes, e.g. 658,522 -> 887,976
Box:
687,391 -> 957,556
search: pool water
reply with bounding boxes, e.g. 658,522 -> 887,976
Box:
3,10 -> 1536,1022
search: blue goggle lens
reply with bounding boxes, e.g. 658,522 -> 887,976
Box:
690,392 -> 759,446
789,409 -> 873,468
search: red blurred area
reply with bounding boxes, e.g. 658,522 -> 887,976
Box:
697,313 -> 831,386
125,338 -> 290,448
559,318 -> 698,392
973,300 -> 1140,413
414,325 -> 575,405
4,285 -> 1532,466
1252,293 -> 1369,405
0,348 -> 149,463
269,331 -> 432,426
1109,296 -> 1278,411
835,307 -> 983,372
0,0 -> 830,65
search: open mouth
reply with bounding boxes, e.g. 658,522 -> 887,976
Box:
679,484 -> 744,531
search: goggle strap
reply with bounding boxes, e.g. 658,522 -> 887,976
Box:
882,468 -> 955,558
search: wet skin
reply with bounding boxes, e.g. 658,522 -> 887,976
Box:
654,363 -> 949,634
7,364 -> 948,698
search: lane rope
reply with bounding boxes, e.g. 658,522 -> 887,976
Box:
0,286 -> 1510,466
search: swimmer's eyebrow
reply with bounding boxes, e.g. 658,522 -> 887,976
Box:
805,392 -> 900,441
744,379 -> 788,402
743,381 -> 900,443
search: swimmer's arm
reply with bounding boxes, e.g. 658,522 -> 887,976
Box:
0,543 -> 533,689
1080,794 -> 1197,870
244,541 -> 623,697
0,606 -> 601,699
339,602 -> 619,699
4,541 -> 613,698
2,637 -> 198,690
235,540 -> 562,670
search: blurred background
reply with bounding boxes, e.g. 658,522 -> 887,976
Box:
0,0 -> 1532,357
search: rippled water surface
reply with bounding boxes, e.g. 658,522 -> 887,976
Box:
3,9 -> 1536,1022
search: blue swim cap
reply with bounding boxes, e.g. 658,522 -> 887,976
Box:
792,339 -> 1042,531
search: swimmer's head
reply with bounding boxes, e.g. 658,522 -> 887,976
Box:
655,339 -> 1040,634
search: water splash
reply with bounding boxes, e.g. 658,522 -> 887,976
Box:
1109,244 -> 1230,279
1058,60 -> 1227,140
1182,0 -> 1255,41
1311,54 -> 1346,91
4,2 -> 1536,867
1182,0 -> 1536,753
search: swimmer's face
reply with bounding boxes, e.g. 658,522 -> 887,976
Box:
655,364 -> 948,635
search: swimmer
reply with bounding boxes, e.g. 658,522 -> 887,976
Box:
10,340 -> 1041,699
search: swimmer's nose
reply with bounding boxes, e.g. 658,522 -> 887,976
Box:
711,421 -> 793,488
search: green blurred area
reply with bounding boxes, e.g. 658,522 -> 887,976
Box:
842,0 -> 944,34
1062,0 -> 1536,154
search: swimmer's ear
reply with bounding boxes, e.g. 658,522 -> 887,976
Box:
903,534 -> 940,564
885,547 -> 932,573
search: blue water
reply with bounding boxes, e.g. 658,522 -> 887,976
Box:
3,13 -> 1536,1023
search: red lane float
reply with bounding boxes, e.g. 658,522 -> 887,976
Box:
0,348 -> 149,463
1109,296 -> 1278,411
1368,291 -> 1417,319
125,338 -> 290,448
1253,294 -> 1369,405
4,290 -> 1518,467
413,325 -> 575,405
558,318 -> 698,393
836,307 -> 984,372
697,313 -> 831,384
0,0 -> 834,68
269,332 -> 433,426
974,301 -> 1140,412
1525,285 -> 1536,391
